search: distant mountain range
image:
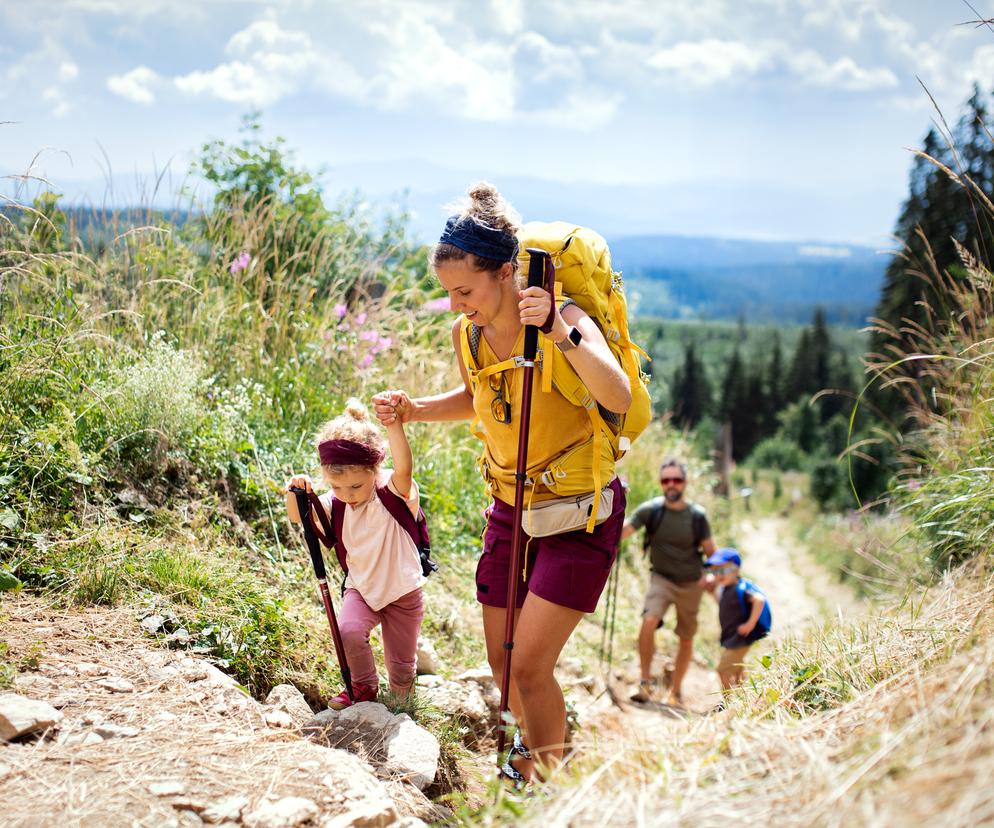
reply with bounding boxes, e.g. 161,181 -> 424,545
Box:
608,234 -> 891,326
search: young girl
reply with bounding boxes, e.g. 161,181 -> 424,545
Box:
285,398 -> 425,709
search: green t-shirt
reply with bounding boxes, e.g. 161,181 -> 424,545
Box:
628,497 -> 712,583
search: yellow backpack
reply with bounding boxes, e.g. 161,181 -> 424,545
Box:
460,221 -> 653,531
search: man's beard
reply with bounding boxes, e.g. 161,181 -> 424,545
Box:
664,488 -> 683,502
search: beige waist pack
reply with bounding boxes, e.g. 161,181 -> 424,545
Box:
523,487 -> 615,538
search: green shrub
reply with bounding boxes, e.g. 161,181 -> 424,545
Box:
750,436 -> 807,471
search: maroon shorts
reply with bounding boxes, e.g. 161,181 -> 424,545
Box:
475,477 -> 626,614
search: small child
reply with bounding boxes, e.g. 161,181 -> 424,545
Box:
285,397 -> 426,709
703,548 -> 771,693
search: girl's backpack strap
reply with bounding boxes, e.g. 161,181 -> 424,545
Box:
330,498 -> 348,573
301,492 -> 348,575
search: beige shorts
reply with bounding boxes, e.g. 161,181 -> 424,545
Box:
717,645 -> 751,676
643,573 -> 703,639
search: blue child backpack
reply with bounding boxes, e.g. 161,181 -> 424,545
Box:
737,578 -> 772,642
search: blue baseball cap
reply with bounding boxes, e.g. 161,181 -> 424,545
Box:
705,548 -> 741,568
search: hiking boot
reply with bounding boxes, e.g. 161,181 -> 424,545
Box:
630,679 -> 658,703
327,682 -> 377,710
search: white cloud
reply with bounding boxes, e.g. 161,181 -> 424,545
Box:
174,61 -> 294,107
788,51 -> 898,91
43,86 -> 71,118
58,61 -> 79,82
647,39 -> 774,85
107,65 -> 159,104
490,0 -> 524,35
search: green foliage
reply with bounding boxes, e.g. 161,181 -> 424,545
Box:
749,437 -> 807,472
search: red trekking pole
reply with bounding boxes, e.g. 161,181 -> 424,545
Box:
495,248 -> 550,762
291,486 -> 354,703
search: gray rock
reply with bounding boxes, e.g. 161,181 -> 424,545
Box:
415,638 -> 438,675
0,693 -> 63,741
414,674 -> 443,689
421,679 -> 489,743
140,614 -> 166,634
149,780 -> 187,796
264,710 -> 295,729
243,796 -> 319,828
264,684 -> 313,726
201,794 -> 249,824
320,800 -> 399,828
75,662 -> 109,677
307,702 -> 439,791
384,716 -> 439,790
170,797 -> 207,814
95,677 -> 134,693
93,723 -> 140,739
455,666 -> 495,687
58,731 -> 104,747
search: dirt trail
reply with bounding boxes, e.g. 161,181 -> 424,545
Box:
571,515 -> 861,752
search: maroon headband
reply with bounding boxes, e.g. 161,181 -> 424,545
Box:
318,439 -> 385,467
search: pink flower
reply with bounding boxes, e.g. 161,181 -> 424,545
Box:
377,336 -> 392,350
228,251 -> 251,274
424,297 -> 451,312
334,303 -> 347,319
358,329 -> 379,343
360,354 -> 374,369
355,312 -> 368,325
907,480 -> 922,490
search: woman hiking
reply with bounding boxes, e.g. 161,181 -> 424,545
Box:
372,182 -> 631,784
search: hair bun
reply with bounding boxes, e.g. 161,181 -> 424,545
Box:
344,398 -> 369,421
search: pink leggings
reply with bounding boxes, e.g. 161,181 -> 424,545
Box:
338,587 -> 424,693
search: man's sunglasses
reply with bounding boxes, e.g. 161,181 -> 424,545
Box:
660,477 -> 686,485
710,565 -> 737,575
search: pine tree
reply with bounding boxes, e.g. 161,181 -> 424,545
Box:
671,341 -> 711,427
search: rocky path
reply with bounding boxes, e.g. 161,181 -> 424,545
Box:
569,516 -> 861,760
0,597 -> 444,827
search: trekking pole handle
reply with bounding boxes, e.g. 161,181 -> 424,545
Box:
290,486 -> 327,580
523,248 -> 548,361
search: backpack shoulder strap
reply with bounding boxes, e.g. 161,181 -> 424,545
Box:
642,498 -> 667,550
687,502 -> 707,551
376,485 -> 428,550
330,498 -> 348,573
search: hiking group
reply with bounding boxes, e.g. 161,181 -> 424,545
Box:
285,182 -> 771,788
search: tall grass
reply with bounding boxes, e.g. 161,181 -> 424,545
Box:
0,133 -> 474,700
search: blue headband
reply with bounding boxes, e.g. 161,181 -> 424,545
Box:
438,215 -> 519,263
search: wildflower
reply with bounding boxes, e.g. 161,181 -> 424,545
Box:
360,354 -> 374,369
424,297 -> 451,312
229,251 -> 251,274
377,336 -> 392,350
355,312 -> 368,325
334,303 -> 348,319
358,329 -> 379,343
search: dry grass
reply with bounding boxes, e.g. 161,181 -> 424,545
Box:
462,559 -> 993,827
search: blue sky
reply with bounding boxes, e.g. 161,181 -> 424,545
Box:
2,1 -> 992,244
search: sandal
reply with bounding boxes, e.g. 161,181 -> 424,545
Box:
630,678 -> 657,703
512,730 -> 532,761
498,759 -> 528,790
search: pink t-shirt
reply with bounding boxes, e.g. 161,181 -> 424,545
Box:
319,470 -> 426,612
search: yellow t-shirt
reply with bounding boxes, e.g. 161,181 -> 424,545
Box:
472,326 -> 593,505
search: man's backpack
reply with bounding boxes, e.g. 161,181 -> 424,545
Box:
642,499 -> 707,555
460,221 -> 653,531
303,485 -> 437,580
737,578 -> 772,641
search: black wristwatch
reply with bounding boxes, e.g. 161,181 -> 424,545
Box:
555,326 -> 583,352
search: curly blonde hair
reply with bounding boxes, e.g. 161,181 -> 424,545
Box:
315,398 -> 386,479
429,181 -> 522,276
